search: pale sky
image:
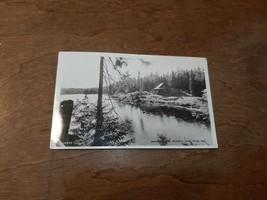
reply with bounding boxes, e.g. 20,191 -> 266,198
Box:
57,52 -> 207,88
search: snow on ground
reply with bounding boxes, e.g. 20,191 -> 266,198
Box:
116,91 -> 209,119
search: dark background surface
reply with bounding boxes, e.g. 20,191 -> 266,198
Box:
0,0 -> 266,199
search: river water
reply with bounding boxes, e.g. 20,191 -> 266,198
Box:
60,94 -> 212,146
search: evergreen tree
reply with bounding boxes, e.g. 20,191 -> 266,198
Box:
70,96 -> 135,146
70,96 -> 97,146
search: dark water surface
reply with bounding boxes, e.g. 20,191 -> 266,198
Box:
60,94 -> 212,146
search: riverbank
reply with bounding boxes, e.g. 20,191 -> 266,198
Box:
114,91 -> 210,123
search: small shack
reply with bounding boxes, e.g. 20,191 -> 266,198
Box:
153,83 -> 171,96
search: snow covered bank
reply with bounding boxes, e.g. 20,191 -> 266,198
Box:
115,92 -> 209,122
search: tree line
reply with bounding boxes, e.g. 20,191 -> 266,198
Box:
61,68 -> 206,97
109,67 -> 206,97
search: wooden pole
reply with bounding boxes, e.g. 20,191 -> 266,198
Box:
93,56 -> 104,146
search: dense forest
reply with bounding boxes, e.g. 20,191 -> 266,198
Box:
109,67 -> 206,97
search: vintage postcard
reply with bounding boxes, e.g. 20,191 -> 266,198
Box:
50,52 -> 217,149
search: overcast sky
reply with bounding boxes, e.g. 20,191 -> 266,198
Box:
58,52 -> 207,88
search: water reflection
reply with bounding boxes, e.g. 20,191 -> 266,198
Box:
60,94 -> 212,146
139,118 -> 145,133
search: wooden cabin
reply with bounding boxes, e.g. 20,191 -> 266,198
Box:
153,83 -> 171,96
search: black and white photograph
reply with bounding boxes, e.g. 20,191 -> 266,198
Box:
50,52 -> 217,149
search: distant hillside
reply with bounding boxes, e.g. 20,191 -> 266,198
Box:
61,87 -> 108,95
61,88 -> 89,95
